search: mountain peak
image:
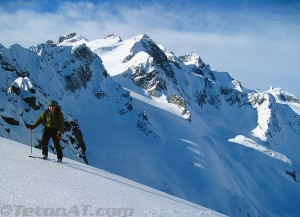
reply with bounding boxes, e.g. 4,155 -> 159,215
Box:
133,34 -> 151,43
179,52 -> 205,67
57,32 -> 88,45
104,33 -> 122,42
268,87 -> 300,104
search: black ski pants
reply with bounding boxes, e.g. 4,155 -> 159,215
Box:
41,127 -> 63,160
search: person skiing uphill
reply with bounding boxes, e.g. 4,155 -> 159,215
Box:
27,100 -> 64,162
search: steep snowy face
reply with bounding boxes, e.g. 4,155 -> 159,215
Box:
0,44 -> 42,141
128,34 -> 178,94
249,89 -> 300,141
249,89 -> 300,169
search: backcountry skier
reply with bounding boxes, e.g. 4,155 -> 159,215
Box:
27,100 -> 64,162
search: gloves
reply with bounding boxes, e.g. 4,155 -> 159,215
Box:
56,133 -> 61,141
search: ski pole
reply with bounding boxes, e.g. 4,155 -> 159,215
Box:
29,128 -> 33,157
60,138 -> 77,155
61,138 -> 85,156
60,138 -> 88,164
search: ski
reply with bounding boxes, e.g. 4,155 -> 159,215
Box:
29,156 -> 62,163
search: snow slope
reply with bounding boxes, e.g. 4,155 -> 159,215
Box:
0,137 -> 226,217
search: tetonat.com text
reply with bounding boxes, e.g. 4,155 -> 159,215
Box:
0,204 -> 134,217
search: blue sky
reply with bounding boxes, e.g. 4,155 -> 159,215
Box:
1,0 -> 299,97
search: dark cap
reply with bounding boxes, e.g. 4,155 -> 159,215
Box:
48,100 -> 58,107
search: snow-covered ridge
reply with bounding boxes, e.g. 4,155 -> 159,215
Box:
268,87 -> 300,115
0,137 -> 226,217
228,135 -> 291,164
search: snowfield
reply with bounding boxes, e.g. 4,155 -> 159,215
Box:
0,137 -> 226,217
